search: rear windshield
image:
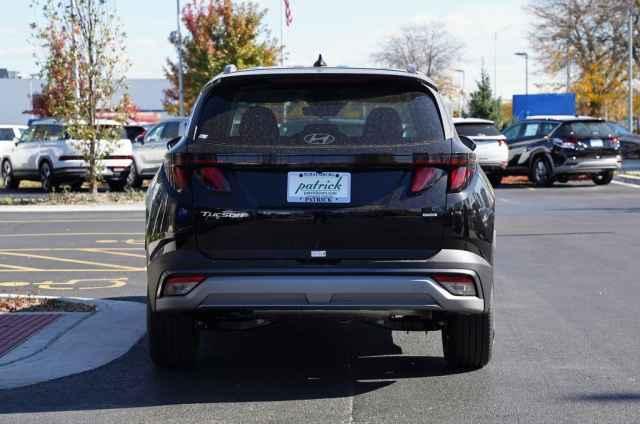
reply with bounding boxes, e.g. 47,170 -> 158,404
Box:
195,77 -> 445,151
557,121 -> 613,138
455,123 -> 500,137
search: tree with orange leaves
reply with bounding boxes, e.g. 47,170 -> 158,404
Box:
164,0 -> 279,115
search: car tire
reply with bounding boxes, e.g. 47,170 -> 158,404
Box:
1,160 -> 19,190
126,163 -> 143,189
39,161 -> 54,193
442,312 -> 493,369
71,181 -> 84,191
488,174 -> 502,187
107,180 -> 126,192
529,156 -> 554,187
556,175 -> 569,183
147,303 -> 199,368
592,170 -> 614,185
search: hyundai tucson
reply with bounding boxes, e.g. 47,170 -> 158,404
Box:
145,66 -> 495,370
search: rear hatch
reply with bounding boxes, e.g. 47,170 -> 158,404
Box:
182,74 -> 454,260
554,120 -> 620,158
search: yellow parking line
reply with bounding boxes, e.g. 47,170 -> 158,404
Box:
0,263 -> 43,271
0,247 -> 143,252
0,251 -> 141,272
0,219 -> 143,224
79,248 -> 146,259
0,233 -> 142,238
0,269 -> 144,272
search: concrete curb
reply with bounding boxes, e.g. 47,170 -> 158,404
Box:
0,296 -> 145,390
0,203 -> 144,212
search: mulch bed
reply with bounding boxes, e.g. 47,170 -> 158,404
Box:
0,297 -> 95,313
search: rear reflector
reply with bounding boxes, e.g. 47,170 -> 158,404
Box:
162,274 -> 207,296
432,273 -> 477,296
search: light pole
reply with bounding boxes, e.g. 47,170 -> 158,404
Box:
515,52 -> 529,95
493,25 -> 510,97
170,0 -> 185,117
628,5 -> 635,132
455,69 -> 465,117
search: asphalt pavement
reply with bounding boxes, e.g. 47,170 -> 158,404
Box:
1,181 -> 640,423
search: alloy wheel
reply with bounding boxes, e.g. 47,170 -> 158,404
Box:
40,162 -> 53,192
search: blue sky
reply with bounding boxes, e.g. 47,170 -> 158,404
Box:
0,0 -> 541,100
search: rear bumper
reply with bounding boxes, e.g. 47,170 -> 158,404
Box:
148,249 -> 493,316
556,156 -> 622,174
480,162 -> 507,173
156,274 -> 485,315
54,161 -> 131,182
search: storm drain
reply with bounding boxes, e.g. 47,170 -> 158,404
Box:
0,314 -> 60,358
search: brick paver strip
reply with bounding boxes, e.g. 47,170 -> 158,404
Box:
0,314 -> 60,358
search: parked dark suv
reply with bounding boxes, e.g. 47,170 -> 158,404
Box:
502,116 -> 621,186
145,66 -> 495,370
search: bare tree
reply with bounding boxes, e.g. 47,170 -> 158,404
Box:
371,22 -> 464,92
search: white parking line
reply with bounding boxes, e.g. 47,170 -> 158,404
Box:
612,180 -> 640,189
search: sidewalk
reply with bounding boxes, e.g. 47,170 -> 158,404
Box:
0,296 -> 145,390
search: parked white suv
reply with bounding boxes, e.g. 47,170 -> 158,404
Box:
0,119 -> 133,192
0,125 -> 27,163
127,118 -> 187,188
453,118 -> 508,186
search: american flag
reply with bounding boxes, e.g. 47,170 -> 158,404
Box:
283,0 -> 293,26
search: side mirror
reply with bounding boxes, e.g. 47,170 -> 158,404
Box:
459,135 -> 477,151
166,137 -> 181,150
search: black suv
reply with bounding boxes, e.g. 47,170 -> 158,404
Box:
145,66 -> 495,370
502,117 -> 621,186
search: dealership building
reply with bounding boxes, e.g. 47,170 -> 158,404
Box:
0,76 -> 171,125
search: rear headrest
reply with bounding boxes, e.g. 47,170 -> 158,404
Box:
363,107 -> 403,142
239,106 -> 279,143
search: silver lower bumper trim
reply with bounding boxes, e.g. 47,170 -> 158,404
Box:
156,274 -> 485,315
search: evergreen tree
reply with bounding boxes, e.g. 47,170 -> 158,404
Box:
467,68 -> 501,123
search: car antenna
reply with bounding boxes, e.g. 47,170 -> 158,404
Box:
313,54 -> 327,67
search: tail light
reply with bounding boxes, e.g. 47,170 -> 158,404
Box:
162,274 -> 207,296
411,167 -> 438,193
609,136 -> 620,148
559,135 -> 578,149
411,154 -> 477,194
432,273 -> 477,296
166,154 -> 230,192
448,166 -> 475,192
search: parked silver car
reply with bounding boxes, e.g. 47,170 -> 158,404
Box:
126,118 -> 187,188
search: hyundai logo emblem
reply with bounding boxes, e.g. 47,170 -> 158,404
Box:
304,133 -> 336,145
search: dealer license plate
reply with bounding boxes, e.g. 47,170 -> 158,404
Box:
287,172 -> 351,203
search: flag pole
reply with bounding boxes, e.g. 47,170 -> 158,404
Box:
280,0 -> 285,66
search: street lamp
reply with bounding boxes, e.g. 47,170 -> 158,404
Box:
455,69 -> 465,117
514,52 -> 529,96
493,25 -> 511,97
169,0 -> 185,117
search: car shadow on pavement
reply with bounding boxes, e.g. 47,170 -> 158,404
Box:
495,183 -> 599,190
0,318 -> 466,413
